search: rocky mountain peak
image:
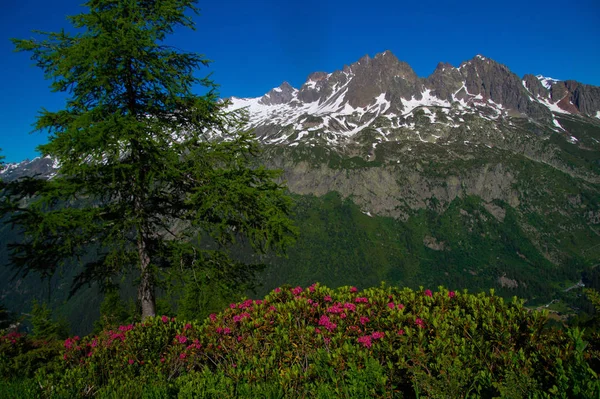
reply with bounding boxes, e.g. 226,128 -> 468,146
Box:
345,50 -> 421,108
259,81 -> 298,105
426,62 -> 464,102
458,55 -> 552,119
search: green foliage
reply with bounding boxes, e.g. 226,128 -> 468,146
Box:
3,0 -> 296,320
0,331 -> 63,381
7,284 -> 595,397
261,193 -> 579,304
93,288 -> 133,333
585,288 -> 600,313
30,300 -> 69,340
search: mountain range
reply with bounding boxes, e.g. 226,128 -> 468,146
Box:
2,51 -> 600,334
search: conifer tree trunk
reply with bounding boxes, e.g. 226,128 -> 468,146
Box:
137,234 -> 156,320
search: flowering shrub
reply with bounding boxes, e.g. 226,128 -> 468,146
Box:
0,331 -> 63,380
14,285 -> 600,397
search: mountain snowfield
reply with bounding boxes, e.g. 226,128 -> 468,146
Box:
227,52 -> 599,149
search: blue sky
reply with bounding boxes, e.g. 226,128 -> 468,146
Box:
1,0 -> 599,163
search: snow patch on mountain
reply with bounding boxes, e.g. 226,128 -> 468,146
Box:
536,75 -> 560,90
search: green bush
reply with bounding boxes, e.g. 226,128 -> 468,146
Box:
33,284 -> 599,397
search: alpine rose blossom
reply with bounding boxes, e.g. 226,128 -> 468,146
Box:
448,291 -> 456,298
424,289 -> 433,297
387,302 -> 395,309
357,335 -> 372,348
350,286 -> 358,293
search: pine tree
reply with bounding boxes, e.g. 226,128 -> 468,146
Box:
3,0 -> 296,319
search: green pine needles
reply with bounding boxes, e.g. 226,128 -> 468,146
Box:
3,0 -> 296,319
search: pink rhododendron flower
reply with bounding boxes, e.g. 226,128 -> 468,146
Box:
318,315 -> 337,331
128,359 -> 134,365
161,315 -> 169,323
397,303 -> 405,310
324,337 -> 331,344
269,305 -> 277,312
176,335 -> 187,344
344,303 -> 357,311
274,287 -> 281,293
355,297 -> 368,303
87,352 -> 92,357
372,331 -> 385,340
424,289 -> 433,297
216,327 -> 223,334
64,338 -> 74,349
237,336 -> 243,342
448,291 -> 456,298
315,328 -> 321,334
397,329 -> 405,335
387,302 -> 395,309
229,303 -> 237,309
350,286 -> 358,293
63,354 -> 68,360
415,318 -> 425,328
160,358 -> 165,363
184,323 -> 192,331
233,312 -> 250,323
224,328 -> 231,335
291,286 -> 303,296
238,299 -> 254,310
327,303 -> 344,314
357,335 -> 372,348
91,339 -> 98,348
340,313 -> 347,319
209,314 -> 217,322
180,353 -> 186,359
119,324 -> 134,332
360,316 -> 370,325
324,295 -> 332,302
309,283 -> 317,292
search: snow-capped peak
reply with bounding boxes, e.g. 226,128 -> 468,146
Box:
536,75 -> 560,90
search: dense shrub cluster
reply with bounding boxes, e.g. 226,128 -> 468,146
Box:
2,284 -> 599,397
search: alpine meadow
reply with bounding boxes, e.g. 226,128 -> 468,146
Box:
1,0 -> 600,397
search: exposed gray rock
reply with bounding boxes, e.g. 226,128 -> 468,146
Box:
425,62 -> 465,102
459,56 -> 552,120
344,51 -> 422,109
565,80 -> 600,115
522,74 -> 549,99
259,82 -> 296,105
